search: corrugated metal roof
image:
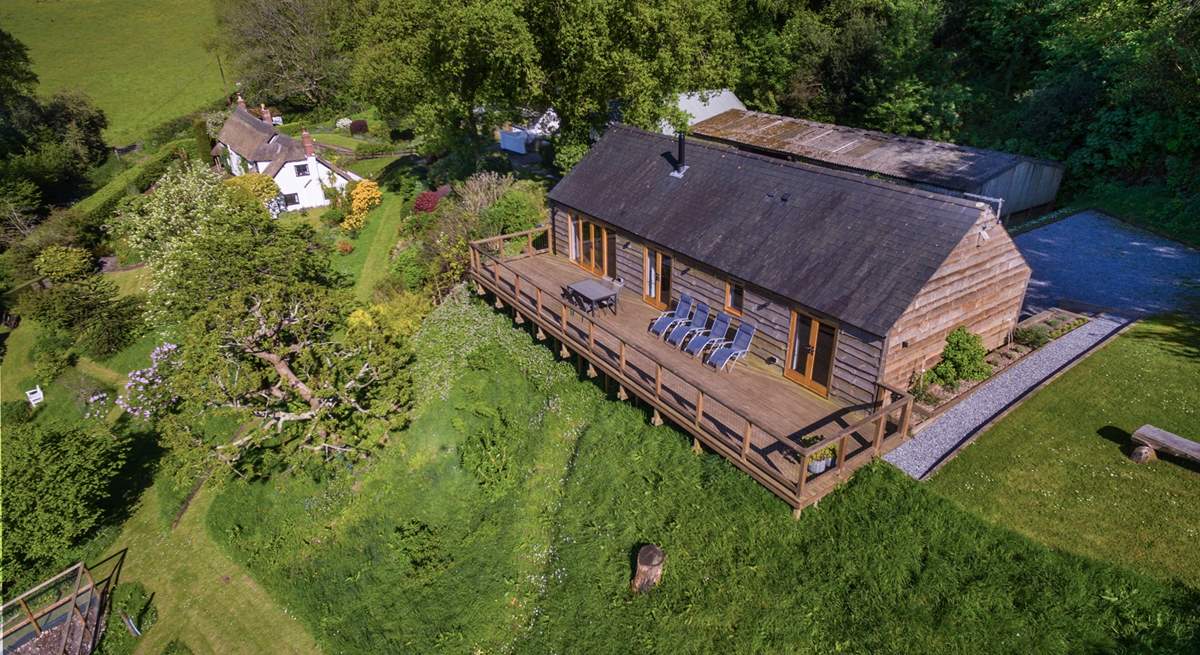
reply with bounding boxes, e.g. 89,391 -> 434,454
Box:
692,109 -> 1061,192
548,126 -> 988,336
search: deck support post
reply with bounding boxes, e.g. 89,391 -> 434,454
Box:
741,422 -> 753,462
617,385 -> 628,401
651,409 -> 663,427
792,506 -> 803,520
494,297 -> 504,309
898,398 -> 913,440
474,282 -> 485,296
514,311 -> 524,325
559,344 -> 569,359
560,305 -> 568,334
587,363 -> 597,379
535,327 -> 545,341
692,437 -> 702,455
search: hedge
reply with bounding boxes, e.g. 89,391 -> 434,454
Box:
74,139 -> 196,225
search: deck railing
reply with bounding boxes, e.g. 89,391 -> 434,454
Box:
469,227 -> 913,509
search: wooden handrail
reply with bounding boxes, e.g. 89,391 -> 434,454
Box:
471,242 -> 773,448
470,232 -> 916,502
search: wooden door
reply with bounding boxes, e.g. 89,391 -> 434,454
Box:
785,310 -> 837,396
569,215 -> 606,276
642,247 -> 673,309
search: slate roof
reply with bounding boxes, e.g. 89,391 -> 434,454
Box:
217,107 -> 307,176
692,109 -> 1061,192
547,125 -> 991,336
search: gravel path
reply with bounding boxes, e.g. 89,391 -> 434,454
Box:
1016,210 -> 1200,316
885,313 -> 1128,479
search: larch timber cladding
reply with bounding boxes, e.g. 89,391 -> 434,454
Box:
551,206 -> 882,407
881,211 -> 1030,388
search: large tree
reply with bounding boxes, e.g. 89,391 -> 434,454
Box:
1,421 -> 128,584
110,161 -> 331,324
354,0 -> 544,155
214,0 -> 352,107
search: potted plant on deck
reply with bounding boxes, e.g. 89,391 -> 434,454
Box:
807,442 -> 838,475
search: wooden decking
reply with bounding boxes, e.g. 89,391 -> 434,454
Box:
469,228 -> 914,511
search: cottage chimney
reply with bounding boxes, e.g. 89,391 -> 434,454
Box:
670,132 -> 689,178
301,129 -> 315,157
260,104 -> 271,124
236,94 -> 246,110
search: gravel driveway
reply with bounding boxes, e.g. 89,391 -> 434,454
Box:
1016,210 -> 1200,316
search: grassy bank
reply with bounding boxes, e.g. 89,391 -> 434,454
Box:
206,295 -> 1200,653
1,0 -> 224,145
930,316 -> 1200,589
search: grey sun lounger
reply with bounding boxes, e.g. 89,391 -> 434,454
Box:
706,322 -> 756,371
649,293 -> 693,337
683,311 -> 732,358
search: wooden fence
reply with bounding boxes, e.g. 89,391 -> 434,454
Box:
469,227 -> 914,510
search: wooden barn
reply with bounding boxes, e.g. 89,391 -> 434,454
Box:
692,109 -> 1064,220
468,125 -> 1030,511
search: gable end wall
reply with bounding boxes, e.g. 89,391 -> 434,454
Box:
881,210 -> 1030,387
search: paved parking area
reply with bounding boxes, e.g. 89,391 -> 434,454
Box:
1016,210 -> 1200,316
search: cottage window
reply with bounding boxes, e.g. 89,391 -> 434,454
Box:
295,164 -> 310,177
725,280 -> 745,315
282,193 -> 299,206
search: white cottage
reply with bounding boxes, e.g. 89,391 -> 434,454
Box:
212,96 -> 360,210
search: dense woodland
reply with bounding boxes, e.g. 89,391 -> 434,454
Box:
216,0 -> 1198,204
0,1 -> 1198,652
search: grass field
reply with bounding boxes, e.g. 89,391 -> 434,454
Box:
930,316 -> 1200,589
204,295 -> 1200,653
1,0 -> 225,145
102,483 -> 322,655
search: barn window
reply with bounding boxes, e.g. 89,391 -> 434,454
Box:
295,164 -> 310,177
725,280 -> 745,315
282,193 -> 299,206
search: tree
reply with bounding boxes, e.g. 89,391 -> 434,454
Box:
0,179 -> 41,245
109,161 -> 240,264
16,274 -> 143,357
214,0 -> 351,107
141,281 -> 413,471
224,172 -> 281,205
33,245 -> 93,283
353,0 -> 544,156
1,421 -> 128,583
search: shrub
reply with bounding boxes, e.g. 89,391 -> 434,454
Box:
96,582 -> 157,655
391,244 -> 428,291
454,171 -> 515,215
340,212 -> 365,233
225,173 -> 280,205
33,245 -> 93,283
350,119 -> 369,135
481,184 -> 545,235
321,206 -> 346,227
355,141 -> 394,157
413,190 -> 441,213
31,330 -> 75,383
75,294 -> 144,358
336,240 -> 355,255
75,139 -> 191,227
351,180 -> 383,217
927,327 -> 991,389
1014,325 -> 1052,349
908,371 -> 939,405
2,400 -> 35,425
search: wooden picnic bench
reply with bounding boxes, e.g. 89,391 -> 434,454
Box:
1130,424 -> 1200,465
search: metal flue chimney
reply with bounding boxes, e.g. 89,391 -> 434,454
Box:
670,132 -> 689,178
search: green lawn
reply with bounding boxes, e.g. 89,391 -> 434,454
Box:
101,482 -> 322,655
346,156 -> 404,179
931,317 -> 1200,589
311,133 -> 366,150
1,0 -> 225,145
107,266 -> 152,297
204,294 -> 1200,653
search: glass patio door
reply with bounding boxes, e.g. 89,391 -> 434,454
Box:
643,247 -> 672,309
570,215 -> 606,276
785,310 -> 836,396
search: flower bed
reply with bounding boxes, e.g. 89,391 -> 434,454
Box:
909,308 -> 1091,427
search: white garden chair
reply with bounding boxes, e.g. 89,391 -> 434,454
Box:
25,385 -> 44,407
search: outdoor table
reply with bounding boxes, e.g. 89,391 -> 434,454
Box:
568,278 -> 620,315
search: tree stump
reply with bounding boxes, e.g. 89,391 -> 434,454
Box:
631,544 -> 664,593
1130,445 -> 1157,464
